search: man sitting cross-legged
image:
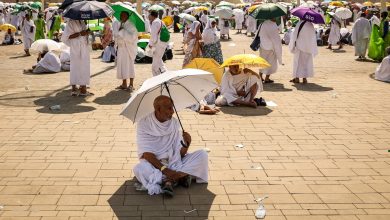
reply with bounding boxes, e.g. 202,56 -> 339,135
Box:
133,95 -> 209,197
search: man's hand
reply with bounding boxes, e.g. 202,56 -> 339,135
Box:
237,88 -> 246,97
182,132 -> 191,147
80,30 -> 89,36
163,168 -> 188,182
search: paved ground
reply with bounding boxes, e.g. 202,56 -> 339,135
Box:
0,28 -> 390,220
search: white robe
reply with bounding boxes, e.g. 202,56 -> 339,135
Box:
328,19 -> 341,45
215,70 -> 262,106
33,51 -> 61,73
21,19 -> 35,50
246,15 -> 257,34
102,45 -> 116,63
113,20 -> 138,80
219,19 -> 230,35
149,18 -> 167,76
234,12 -> 244,30
0,12 -> 4,25
375,56 -> 390,82
289,20 -> 318,78
200,14 -> 208,27
133,113 -> 208,195
352,17 -> 371,57
259,20 -> 282,75
60,49 -> 71,71
61,20 -> 90,86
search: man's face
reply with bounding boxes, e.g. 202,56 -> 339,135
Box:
229,65 -> 240,74
120,12 -> 129,22
156,99 -> 174,122
148,14 -> 154,21
211,21 -> 216,28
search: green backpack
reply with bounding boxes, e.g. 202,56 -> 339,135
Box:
159,22 -> 170,42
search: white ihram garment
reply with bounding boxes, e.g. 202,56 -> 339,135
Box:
113,20 -> 138,79
258,20 -> 283,75
375,56 -> 390,82
149,18 -> 168,76
61,20 -> 90,86
33,51 -> 61,73
22,19 -> 35,50
351,17 -> 371,57
133,113 -> 208,195
289,21 -> 318,78
328,19 -> 341,45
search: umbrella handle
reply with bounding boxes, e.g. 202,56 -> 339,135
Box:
164,82 -> 185,132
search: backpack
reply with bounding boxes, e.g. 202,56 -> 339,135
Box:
159,21 -> 170,42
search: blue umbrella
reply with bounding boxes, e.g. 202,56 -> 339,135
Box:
63,0 -> 113,20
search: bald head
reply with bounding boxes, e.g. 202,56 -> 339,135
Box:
154,95 -> 174,122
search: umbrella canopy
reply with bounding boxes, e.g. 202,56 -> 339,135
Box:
120,69 -> 217,123
171,1 -> 181,5
162,16 -> 173,27
221,54 -> 270,68
148,4 -> 165,11
195,6 -> 208,12
137,39 -> 149,49
182,1 -> 192,5
178,13 -> 196,22
0,23 -> 17,32
31,39 -> 61,52
44,6 -> 59,12
329,1 -> 343,7
334,7 -> 352,19
30,2 -> 42,9
184,58 -> 224,84
291,7 -> 325,24
59,0 -> 83,10
87,22 -> 104,31
233,8 -> 244,16
215,7 -> 233,19
217,1 -> 234,8
63,1 -> 113,20
111,3 -> 145,32
248,5 -> 260,13
250,3 -> 287,20
363,1 -> 373,7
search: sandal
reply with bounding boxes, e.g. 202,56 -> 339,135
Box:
179,175 -> 192,188
78,92 -> 94,97
115,85 -> 129,91
264,80 -> 274,84
162,182 -> 174,197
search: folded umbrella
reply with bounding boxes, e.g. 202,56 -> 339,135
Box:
63,0 -> 113,20
291,6 -> 325,24
120,69 -> 217,124
111,3 -> 145,32
250,3 -> 287,20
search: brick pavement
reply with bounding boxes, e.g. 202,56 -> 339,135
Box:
0,30 -> 390,220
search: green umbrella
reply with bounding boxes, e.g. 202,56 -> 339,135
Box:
111,3 -> 145,32
250,3 -> 287,20
30,2 -> 42,9
148,4 -> 165,11
137,39 -> 149,49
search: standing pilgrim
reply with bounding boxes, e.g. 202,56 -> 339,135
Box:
234,10 -> 244,34
258,19 -> 283,83
219,18 -> 230,39
61,19 -> 92,96
149,10 -> 168,76
246,14 -> 257,36
113,11 -> 138,91
351,12 -> 371,60
289,20 -> 318,84
327,14 -> 342,50
22,14 -> 35,56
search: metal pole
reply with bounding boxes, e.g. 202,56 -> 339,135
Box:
164,83 -> 185,132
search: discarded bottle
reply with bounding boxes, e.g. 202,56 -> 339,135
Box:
49,105 -> 61,111
254,195 -> 269,219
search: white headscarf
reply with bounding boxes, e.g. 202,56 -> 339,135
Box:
202,18 -> 218,45
189,20 -> 201,35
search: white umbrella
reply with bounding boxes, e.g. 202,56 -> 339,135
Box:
179,13 -> 196,22
31,39 -> 61,52
184,6 -> 195,13
233,8 -> 244,16
335,7 -> 352,20
182,1 -> 192,5
171,1 -> 180,5
215,7 -> 233,19
120,69 -> 217,124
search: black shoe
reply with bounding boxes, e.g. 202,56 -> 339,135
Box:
162,183 -> 174,197
254,98 -> 267,106
179,176 -> 192,188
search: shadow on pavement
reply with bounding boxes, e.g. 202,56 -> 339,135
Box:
108,179 -> 216,219
34,90 -> 95,114
263,83 -> 293,92
9,54 -> 29,59
292,83 -> 333,92
93,90 -> 131,105
219,106 -> 272,116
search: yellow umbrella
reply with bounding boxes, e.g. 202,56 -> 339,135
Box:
248,5 -> 260,13
329,1 -> 344,7
221,54 -> 271,68
162,16 -> 173,27
363,1 -> 373,7
0,24 -> 17,32
138,33 -> 151,39
184,58 -> 224,84
195,6 -> 209,12
48,3 -> 59,7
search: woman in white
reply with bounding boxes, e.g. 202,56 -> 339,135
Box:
61,19 -> 91,96
258,19 -> 283,83
113,11 -> 138,91
202,18 -> 223,64
182,21 -> 202,67
289,20 -> 318,84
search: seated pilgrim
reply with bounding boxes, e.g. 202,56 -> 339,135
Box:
31,46 -> 61,74
2,29 -> 15,45
215,64 -> 264,108
375,47 -> 390,82
60,49 -> 71,71
133,95 -> 208,197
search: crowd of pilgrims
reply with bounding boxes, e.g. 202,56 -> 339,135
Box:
0,2 -> 389,100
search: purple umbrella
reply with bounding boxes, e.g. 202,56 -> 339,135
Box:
290,7 -> 325,24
